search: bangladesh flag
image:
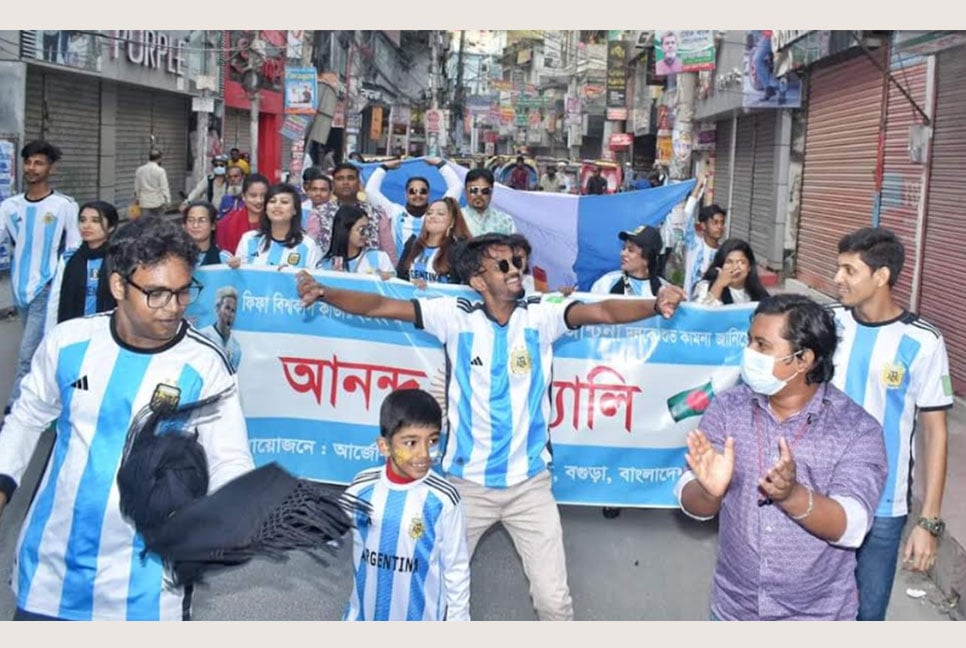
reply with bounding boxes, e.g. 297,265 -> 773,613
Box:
666,381 -> 715,422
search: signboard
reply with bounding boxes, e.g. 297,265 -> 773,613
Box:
287,30 -> 304,59
280,114 -> 312,141
284,66 -> 318,114
743,30 -> 802,109
773,30 -> 831,77
425,108 -> 442,134
609,133 -> 633,149
191,96 -> 215,113
332,100 -> 346,128
606,40 -> 628,107
0,138 -> 14,273
694,121 -> 716,152
370,106 -> 384,140
894,30 -> 966,56
606,107 -> 628,121
656,134 -> 673,166
346,112 -> 362,134
23,30 -> 100,72
654,30 -> 715,75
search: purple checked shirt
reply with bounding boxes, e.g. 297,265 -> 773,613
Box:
682,381 -> 887,620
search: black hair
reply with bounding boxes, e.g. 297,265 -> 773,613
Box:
348,152 -> 366,163
149,149 -> 163,162
700,238 -> 770,304
21,139 -> 62,163
379,388 -> 442,439
453,232 -> 512,284
837,227 -> 904,288
302,165 -> 331,188
230,147 -> 240,154
324,205 -> 369,260
258,183 -> 304,250
405,175 -> 430,193
242,173 -> 270,195
78,200 -> 119,231
465,168 -> 495,187
182,200 -> 217,225
110,216 -> 199,279
698,204 -> 727,224
516,155 -> 525,163
753,294 -> 837,385
332,162 -> 359,178
505,233 -> 532,273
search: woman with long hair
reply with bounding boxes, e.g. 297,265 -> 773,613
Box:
182,200 -> 231,267
46,200 -> 119,331
229,183 -> 322,269
319,205 -> 395,279
396,197 -> 470,287
691,237 -> 770,305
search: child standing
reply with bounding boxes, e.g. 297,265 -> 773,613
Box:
342,388 -> 470,621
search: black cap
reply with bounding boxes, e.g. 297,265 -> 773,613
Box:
618,225 -> 663,254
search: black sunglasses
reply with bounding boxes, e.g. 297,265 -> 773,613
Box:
408,187 -> 428,196
468,187 -> 492,196
491,256 -> 524,274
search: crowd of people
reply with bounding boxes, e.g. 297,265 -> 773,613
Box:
0,139 -> 953,622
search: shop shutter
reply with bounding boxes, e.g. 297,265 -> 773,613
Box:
795,52 -> 886,294
728,116 -> 754,242
23,68 -> 100,205
749,113 -> 777,267
115,83 -> 154,213
919,47 -> 966,393
711,118 -> 732,211
152,92 -> 190,201
224,107 -> 252,160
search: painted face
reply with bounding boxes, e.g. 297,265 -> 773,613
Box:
348,216 -> 369,250
423,201 -> 453,236
834,251 -> 882,308
705,212 -> 726,242
78,207 -> 112,248
619,241 -> 649,277
378,424 -> 441,481
216,296 -> 237,330
266,192 -> 297,227
474,244 -> 525,301
23,153 -> 53,185
243,182 -> 268,215
406,180 -> 430,208
333,168 -> 360,201
183,206 -> 215,245
112,256 -> 196,348
720,250 -> 750,287
305,178 -> 331,207
465,178 -> 493,211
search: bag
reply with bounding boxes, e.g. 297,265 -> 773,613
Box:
128,201 -> 142,220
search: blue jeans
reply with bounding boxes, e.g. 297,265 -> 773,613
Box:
855,514 -> 907,621
7,283 -> 51,411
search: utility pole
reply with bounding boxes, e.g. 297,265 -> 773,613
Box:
430,31 -> 439,110
453,30 -> 466,153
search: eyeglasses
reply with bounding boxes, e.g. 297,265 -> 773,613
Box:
408,187 -> 429,196
213,163 -> 227,168
467,187 -> 492,196
488,256 -> 524,274
127,276 -> 203,309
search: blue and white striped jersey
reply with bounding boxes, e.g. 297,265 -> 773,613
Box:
0,191 -> 80,307
0,313 -> 255,620
318,248 -> 395,276
45,252 -> 105,334
198,324 -> 243,372
680,195 -> 714,300
414,295 -> 578,488
343,465 -> 470,621
235,231 -> 322,269
830,305 -> 953,517
589,270 -> 667,298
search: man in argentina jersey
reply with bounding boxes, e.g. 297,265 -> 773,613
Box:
830,227 -> 953,621
0,217 -> 254,620
364,157 -> 463,260
294,233 -> 686,620
342,389 -> 469,621
0,140 -> 80,414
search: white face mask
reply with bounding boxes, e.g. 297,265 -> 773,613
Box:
740,347 -> 803,396
213,166 -> 226,176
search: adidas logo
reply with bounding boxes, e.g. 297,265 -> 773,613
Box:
470,356 -> 483,367
70,376 -> 89,391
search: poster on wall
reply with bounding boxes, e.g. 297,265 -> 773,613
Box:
743,30 -> 802,109
0,138 -> 14,273
23,30 -> 98,71
654,30 -> 715,76
284,67 -> 318,114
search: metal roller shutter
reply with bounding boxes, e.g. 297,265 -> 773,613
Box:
152,92 -> 190,200
23,68 -> 100,205
919,47 -> 966,393
728,116 -> 755,242
796,52 -> 886,294
115,84 -> 154,213
712,118 -> 732,211
750,113 -> 777,266
224,107 -> 252,159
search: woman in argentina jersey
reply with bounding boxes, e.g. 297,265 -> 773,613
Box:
230,183 -> 322,269
318,205 -> 395,279
396,197 -> 471,287
590,224 -> 670,298
0,217 -> 254,620
45,200 -> 119,333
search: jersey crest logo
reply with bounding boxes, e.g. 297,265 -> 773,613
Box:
880,362 -> 906,388
287,252 -> 302,266
408,517 -> 425,540
44,212 -> 56,224
149,382 -> 182,413
510,346 -> 532,375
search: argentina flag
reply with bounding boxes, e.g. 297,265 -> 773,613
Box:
355,158 -> 695,291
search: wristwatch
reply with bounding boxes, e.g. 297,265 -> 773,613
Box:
917,517 -> 945,537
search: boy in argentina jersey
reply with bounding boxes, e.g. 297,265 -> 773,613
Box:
294,233 -> 686,621
0,217 -> 254,620
0,140 -> 80,413
342,389 -> 469,621
830,227 -> 953,621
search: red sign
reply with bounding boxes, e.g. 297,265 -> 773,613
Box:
609,133 -> 633,149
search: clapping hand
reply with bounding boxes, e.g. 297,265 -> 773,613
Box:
758,437 -> 798,504
685,429 -> 735,498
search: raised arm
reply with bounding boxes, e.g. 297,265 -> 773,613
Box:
364,163 -> 402,216
295,270 -> 416,322
565,284 -> 686,328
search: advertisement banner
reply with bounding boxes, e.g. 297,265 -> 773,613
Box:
743,31 -> 803,109
286,30 -> 304,59
0,139 -> 13,272
694,121 -> 717,152
656,134 -> 673,166
284,66 -> 317,114
279,114 -> 313,141
188,267 -> 752,507
370,106 -> 384,140
773,30 -> 831,77
389,104 -> 412,126
655,30 -> 715,75
606,40 -> 628,107
332,100 -> 346,128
